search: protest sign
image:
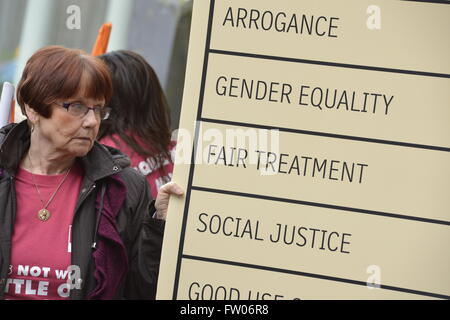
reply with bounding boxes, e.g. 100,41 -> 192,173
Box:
157,0 -> 450,300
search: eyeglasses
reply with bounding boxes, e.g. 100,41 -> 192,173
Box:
56,102 -> 111,120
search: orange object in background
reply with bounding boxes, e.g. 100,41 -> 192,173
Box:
9,99 -> 15,123
92,23 -> 112,56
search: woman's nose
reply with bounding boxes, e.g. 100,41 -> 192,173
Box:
82,109 -> 100,127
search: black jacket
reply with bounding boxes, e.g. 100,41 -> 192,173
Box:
0,121 -> 163,299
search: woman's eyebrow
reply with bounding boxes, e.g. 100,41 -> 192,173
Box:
65,98 -> 105,106
64,98 -> 83,103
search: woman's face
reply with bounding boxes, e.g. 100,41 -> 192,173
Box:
35,95 -> 105,159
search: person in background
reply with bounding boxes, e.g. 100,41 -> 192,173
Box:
0,46 -> 183,300
97,51 -> 176,199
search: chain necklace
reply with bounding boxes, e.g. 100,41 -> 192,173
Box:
27,152 -> 72,222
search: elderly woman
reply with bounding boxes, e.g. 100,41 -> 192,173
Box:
0,46 -> 182,300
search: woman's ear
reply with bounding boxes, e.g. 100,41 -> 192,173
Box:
24,104 -> 39,126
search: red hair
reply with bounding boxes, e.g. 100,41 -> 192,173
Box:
17,46 -> 112,118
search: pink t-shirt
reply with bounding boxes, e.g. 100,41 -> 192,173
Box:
100,135 -> 175,199
4,163 -> 83,300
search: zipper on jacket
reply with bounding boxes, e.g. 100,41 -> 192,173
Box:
68,182 -> 96,300
92,183 -> 106,250
74,183 -> 96,214
9,176 -> 17,236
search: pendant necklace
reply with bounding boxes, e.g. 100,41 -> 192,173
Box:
27,153 -> 72,222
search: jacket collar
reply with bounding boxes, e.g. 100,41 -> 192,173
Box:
0,121 -> 130,180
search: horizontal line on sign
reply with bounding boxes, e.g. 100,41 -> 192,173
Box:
402,0 -> 450,4
209,49 -> 450,79
200,118 -> 450,153
182,254 -> 450,300
190,186 -> 450,226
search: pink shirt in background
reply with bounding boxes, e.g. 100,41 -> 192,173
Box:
99,135 -> 176,199
5,163 -> 83,300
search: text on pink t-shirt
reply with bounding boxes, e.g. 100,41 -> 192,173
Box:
100,135 -> 175,199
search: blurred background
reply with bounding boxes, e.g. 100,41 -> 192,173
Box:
0,0 -> 193,129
